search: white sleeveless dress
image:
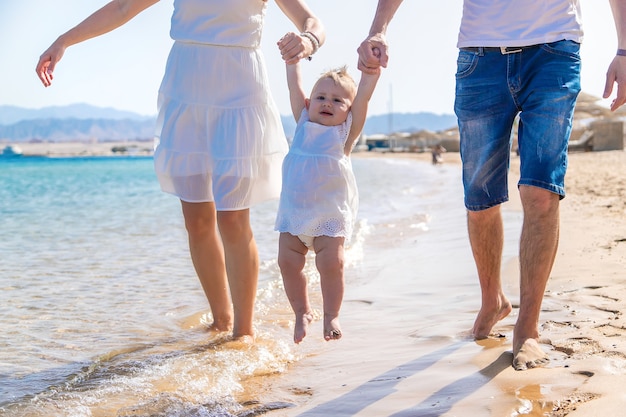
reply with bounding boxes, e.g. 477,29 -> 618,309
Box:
153,0 -> 288,209
275,109 -> 358,240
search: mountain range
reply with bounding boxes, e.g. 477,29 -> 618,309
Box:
0,104 -> 457,142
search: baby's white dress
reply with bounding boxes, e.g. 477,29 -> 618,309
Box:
275,108 -> 358,240
153,0 -> 287,209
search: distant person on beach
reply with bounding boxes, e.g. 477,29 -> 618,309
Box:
431,144 -> 446,165
358,0 -> 626,370
35,0 -> 325,342
275,49 -> 380,343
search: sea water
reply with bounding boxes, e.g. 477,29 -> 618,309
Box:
0,154 -> 521,417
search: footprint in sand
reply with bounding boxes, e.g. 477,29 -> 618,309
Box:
552,337 -> 603,357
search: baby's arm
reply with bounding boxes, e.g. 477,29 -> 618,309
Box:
285,61 -> 308,122
345,69 -> 381,154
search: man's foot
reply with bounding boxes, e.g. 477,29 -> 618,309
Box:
471,296 -> 512,339
324,316 -> 342,341
512,338 -> 549,371
294,312 -> 314,344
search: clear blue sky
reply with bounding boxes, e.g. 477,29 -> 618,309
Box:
0,0 -> 617,117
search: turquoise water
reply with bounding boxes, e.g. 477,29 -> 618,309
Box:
0,154 -> 500,416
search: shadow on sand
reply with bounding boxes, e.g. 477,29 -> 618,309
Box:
297,341 -> 511,417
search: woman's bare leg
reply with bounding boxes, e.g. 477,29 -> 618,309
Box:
181,201 -> 233,332
217,209 -> 258,339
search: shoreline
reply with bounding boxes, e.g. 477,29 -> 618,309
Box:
1,140 -> 154,157
4,141 -> 456,161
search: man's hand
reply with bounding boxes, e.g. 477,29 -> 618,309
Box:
357,33 -> 388,75
604,55 -> 626,111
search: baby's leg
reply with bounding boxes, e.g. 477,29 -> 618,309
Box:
278,233 -> 312,343
313,236 -> 345,341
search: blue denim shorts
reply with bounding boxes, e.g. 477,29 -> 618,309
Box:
454,40 -> 581,211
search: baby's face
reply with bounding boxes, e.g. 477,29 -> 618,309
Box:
307,78 -> 353,126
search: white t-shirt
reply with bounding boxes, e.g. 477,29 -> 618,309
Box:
457,0 -> 583,48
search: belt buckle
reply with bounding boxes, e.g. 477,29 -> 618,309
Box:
500,46 -> 522,54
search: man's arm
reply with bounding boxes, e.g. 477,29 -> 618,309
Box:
357,0 -> 404,74
604,0 -> 626,111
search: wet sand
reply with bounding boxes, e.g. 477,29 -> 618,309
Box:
262,150 -> 626,416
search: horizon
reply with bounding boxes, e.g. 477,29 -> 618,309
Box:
0,102 -> 461,118
1,86 -> 616,120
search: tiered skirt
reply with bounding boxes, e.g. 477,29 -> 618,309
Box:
154,41 -> 287,209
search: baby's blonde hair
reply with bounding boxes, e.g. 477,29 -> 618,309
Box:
314,66 -> 357,98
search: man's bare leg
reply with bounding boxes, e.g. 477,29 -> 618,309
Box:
278,233 -> 313,343
513,186 -> 559,370
314,236 -> 345,341
217,209 -> 258,340
467,205 -> 513,339
181,201 -> 233,333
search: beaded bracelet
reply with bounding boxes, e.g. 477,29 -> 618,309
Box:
617,49 -> 626,57
300,31 -> 320,61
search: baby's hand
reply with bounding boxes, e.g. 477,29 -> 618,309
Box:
360,47 -> 382,76
357,34 -> 387,74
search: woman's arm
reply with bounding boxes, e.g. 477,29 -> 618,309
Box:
36,0 -> 159,87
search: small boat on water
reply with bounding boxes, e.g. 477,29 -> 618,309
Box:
1,145 -> 24,158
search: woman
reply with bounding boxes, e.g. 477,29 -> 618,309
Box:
36,0 -> 325,340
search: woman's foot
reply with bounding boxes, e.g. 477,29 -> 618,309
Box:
199,313 -> 233,333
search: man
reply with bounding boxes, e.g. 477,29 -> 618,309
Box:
358,0 -> 626,370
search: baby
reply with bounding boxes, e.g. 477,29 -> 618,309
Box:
275,33 -> 381,343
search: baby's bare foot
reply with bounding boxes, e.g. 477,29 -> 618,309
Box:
513,338 -> 549,371
324,317 -> 342,341
294,312 -> 314,344
471,297 -> 512,339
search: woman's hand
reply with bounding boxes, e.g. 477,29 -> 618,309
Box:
36,40 -> 66,87
278,31 -> 315,64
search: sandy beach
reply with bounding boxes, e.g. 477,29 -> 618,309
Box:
5,142 -> 626,416
256,150 -> 626,417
